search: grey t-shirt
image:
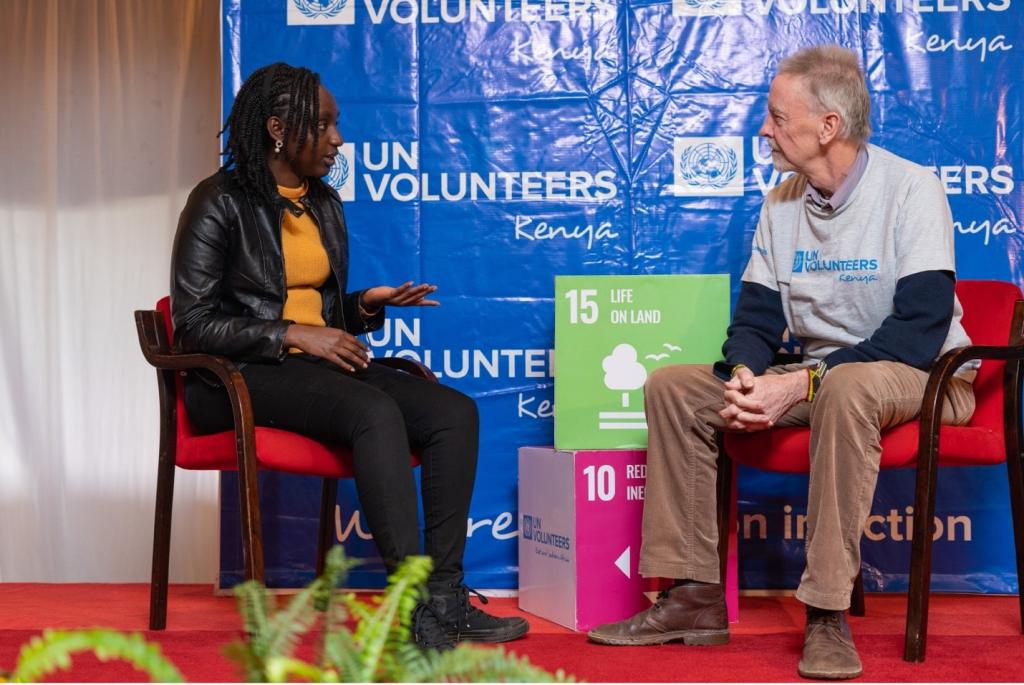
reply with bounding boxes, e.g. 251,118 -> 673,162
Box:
743,144 -> 975,377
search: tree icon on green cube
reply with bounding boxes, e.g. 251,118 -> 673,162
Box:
602,344 -> 647,409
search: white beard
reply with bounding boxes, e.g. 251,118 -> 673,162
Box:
771,150 -> 797,173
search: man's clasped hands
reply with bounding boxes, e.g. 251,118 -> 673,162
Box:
719,367 -> 811,431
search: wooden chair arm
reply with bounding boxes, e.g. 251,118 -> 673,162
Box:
914,301 -> 1024,537
135,309 -> 257,475
918,342 -> 1024,443
135,309 -> 249,390
919,299 -> 1024,442
142,350 -> 245,382
372,356 -> 438,382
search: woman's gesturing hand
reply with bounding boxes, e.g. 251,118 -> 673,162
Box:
362,282 -> 439,310
284,324 -> 369,372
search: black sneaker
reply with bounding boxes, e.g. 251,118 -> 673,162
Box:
410,601 -> 455,652
428,584 -> 530,643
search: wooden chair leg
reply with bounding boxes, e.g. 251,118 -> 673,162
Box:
850,570 -> 865,617
149,450 -> 175,630
316,478 -> 339,577
715,437 -> 733,585
1008,453 -> 1024,635
1003,361 -> 1024,634
904,446 -> 941,662
237,462 -> 265,584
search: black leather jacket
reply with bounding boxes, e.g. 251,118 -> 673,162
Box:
170,169 -> 383,362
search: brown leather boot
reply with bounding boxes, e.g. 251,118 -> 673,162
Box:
586,583 -> 729,646
797,610 -> 863,680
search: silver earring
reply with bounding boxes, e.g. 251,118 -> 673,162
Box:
274,139 -> 283,155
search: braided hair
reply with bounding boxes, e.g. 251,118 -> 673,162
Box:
219,62 -> 322,208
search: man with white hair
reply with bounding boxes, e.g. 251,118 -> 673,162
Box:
587,45 -> 977,680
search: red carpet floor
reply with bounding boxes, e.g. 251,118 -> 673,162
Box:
1,584 -> 1022,682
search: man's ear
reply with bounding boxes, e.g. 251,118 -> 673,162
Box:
819,111 -> 842,145
266,116 -> 285,146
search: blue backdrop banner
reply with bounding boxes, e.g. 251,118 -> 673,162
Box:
219,0 -> 1022,593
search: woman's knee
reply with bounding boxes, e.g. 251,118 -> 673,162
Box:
439,387 -> 479,432
353,392 -> 406,435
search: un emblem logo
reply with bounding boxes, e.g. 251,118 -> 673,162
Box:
679,0 -> 729,11
672,0 -> 743,16
325,143 -> 355,201
326,153 -> 350,190
293,0 -> 349,18
672,136 -> 745,197
287,0 -> 355,24
678,143 -> 738,190
522,515 -> 534,541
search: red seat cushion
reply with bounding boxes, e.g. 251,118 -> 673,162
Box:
177,426 -> 355,477
725,423 -> 1005,474
724,280 -> 1021,475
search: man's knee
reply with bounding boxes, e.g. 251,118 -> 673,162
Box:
813,363 -> 882,411
644,364 -> 712,403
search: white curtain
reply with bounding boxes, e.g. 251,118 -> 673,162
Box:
0,0 -> 221,582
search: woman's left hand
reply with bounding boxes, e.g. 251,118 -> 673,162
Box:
362,282 -> 440,310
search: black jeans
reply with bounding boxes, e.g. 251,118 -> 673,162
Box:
184,354 -> 479,588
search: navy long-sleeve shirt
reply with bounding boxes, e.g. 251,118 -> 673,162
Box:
713,270 -> 955,380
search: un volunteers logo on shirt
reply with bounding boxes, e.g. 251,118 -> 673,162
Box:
288,0 -> 354,24
792,249 -> 880,282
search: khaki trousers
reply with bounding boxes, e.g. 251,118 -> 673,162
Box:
638,361 -> 975,611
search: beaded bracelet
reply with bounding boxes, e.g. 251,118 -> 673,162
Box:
806,361 -> 828,402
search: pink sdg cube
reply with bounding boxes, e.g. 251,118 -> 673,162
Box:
518,447 -> 738,631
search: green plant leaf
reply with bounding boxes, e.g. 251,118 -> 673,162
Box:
223,640 -> 268,683
321,631 -> 362,683
265,656 -> 327,683
263,578 -> 325,662
401,644 -> 574,683
316,547 -> 360,669
11,630 -> 184,683
352,555 -> 432,681
233,580 -> 273,657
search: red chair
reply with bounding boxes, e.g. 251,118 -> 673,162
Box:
717,279 -> 1024,662
134,297 -> 432,629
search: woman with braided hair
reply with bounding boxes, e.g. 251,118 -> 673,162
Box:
171,62 -> 528,650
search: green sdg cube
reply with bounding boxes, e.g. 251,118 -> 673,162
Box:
554,275 -> 730,449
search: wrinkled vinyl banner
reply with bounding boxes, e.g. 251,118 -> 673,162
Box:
219,0 -> 1023,593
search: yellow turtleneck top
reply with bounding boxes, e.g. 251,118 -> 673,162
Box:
277,183 -> 331,340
